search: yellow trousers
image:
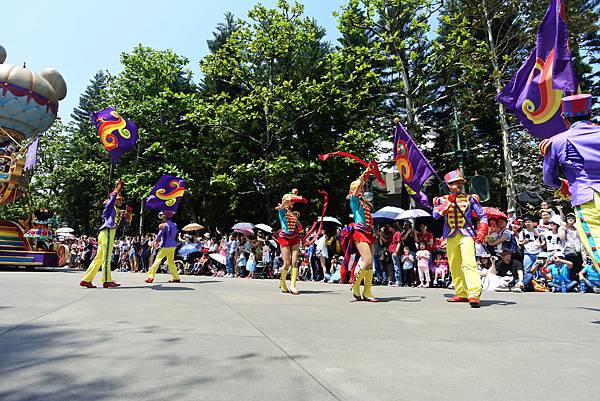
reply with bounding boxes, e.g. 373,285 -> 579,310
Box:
575,192 -> 600,274
147,247 -> 180,280
82,228 -> 115,283
446,234 -> 482,299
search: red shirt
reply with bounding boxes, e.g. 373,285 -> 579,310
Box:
417,231 -> 434,251
388,230 -> 402,254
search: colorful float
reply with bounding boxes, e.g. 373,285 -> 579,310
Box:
0,44 -> 66,267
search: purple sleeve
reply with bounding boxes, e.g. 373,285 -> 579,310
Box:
470,197 -> 487,223
102,192 -> 118,220
432,209 -> 442,220
542,145 -> 562,189
156,225 -> 167,243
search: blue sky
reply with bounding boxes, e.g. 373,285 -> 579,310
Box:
2,0 -> 346,121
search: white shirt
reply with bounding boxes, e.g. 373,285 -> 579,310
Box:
544,232 -> 564,253
315,235 -> 329,258
519,229 -> 543,254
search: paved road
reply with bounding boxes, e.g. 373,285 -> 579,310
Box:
0,269 -> 599,401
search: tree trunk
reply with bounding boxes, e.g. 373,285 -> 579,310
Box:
483,4 -> 517,211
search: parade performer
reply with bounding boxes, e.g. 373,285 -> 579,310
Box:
340,165 -> 379,302
275,189 -> 308,295
433,170 -> 488,308
80,179 -> 131,288
144,174 -> 187,283
541,94 -> 600,274
145,211 -> 180,283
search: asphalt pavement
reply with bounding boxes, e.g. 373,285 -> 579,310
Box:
0,269 -> 599,401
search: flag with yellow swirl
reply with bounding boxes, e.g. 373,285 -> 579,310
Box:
145,175 -> 187,212
92,107 -> 138,163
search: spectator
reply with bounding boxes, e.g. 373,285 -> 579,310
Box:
538,210 -> 553,232
225,234 -> 238,278
559,213 -> 583,278
487,218 -> 514,256
401,246 -> 415,287
489,250 -> 525,292
415,242 -> 431,288
315,232 -> 329,282
401,221 -> 418,252
389,223 -> 403,286
545,215 -> 564,253
519,216 -> 545,272
545,251 -> 577,293
431,252 -> 449,287
578,259 -> 600,294
416,222 -> 434,251
506,208 -> 517,224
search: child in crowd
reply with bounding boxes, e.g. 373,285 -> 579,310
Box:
246,251 -> 256,279
415,242 -> 431,288
401,246 -> 415,287
545,216 -> 564,253
578,259 -> 600,294
432,252 -> 448,287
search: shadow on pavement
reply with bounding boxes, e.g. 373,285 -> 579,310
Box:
377,295 -> 425,303
298,290 -> 335,295
479,299 -> 517,307
110,285 -> 195,291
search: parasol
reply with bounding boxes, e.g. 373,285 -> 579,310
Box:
318,216 -> 343,225
182,223 -> 204,232
232,222 -> 254,236
209,253 -> 226,265
56,227 -> 75,234
178,243 -> 200,256
255,223 -> 273,233
372,206 -> 406,220
398,209 -> 431,219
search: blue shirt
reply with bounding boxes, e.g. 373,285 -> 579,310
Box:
582,264 -> 600,282
548,263 -> 571,283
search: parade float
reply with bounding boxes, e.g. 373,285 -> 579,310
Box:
0,44 -> 66,267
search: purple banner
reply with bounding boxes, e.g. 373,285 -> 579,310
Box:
498,0 -> 578,139
92,107 -> 138,164
394,122 -> 435,208
145,175 -> 187,212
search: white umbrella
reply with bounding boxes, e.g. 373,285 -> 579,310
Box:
209,253 -> 226,265
255,223 -> 273,233
318,216 -> 343,225
58,233 -> 75,239
372,206 -> 406,220
399,209 -> 431,219
56,227 -> 75,234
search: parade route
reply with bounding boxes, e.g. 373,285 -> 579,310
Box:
0,270 -> 598,401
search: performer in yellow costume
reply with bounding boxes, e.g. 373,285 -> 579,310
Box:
433,170 -> 488,308
145,210 -> 181,283
80,179 -> 130,288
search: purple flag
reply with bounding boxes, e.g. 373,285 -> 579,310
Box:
92,107 -> 139,164
24,137 -> 39,170
394,122 -> 435,207
497,0 -> 578,139
145,175 -> 187,212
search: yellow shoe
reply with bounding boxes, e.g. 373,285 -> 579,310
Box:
280,268 -> 289,293
289,267 -> 300,295
362,269 -> 378,302
352,270 -> 365,301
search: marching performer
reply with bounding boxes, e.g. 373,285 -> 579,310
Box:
80,178 -> 131,288
340,165 -> 378,302
275,189 -> 308,295
541,94 -> 600,274
145,210 -> 181,283
433,170 -> 488,308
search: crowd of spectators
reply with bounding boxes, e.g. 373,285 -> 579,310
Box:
55,199 -> 600,294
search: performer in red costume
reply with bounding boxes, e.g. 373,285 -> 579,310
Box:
433,170 -> 488,308
339,165 -> 379,302
275,189 -> 308,295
